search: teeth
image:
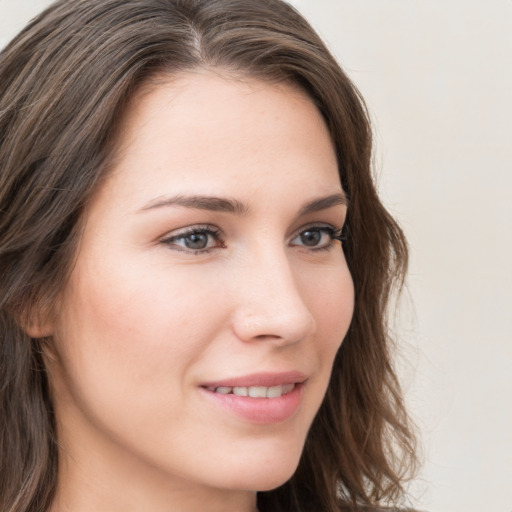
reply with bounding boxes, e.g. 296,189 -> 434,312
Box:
233,386 -> 248,396
210,384 -> 296,398
248,386 -> 267,398
282,383 -> 294,394
266,385 -> 283,398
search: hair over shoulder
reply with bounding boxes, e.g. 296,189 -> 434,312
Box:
0,1 -> 417,511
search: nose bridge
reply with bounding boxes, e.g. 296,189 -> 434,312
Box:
232,241 -> 315,344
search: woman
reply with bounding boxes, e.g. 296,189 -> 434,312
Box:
0,0 -> 417,511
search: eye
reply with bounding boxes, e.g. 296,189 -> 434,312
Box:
290,225 -> 343,250
160,226 -> 224,253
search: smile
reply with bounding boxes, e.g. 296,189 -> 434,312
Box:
200,374 -> 305,424
205,383 -> 295,398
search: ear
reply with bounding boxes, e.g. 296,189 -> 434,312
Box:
24,318 -> 54,339
19,303 -> 55,339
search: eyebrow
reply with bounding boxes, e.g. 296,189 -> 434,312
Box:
140,194 -> 249,215
298,193 -> 349,215
139,192 -> 348,215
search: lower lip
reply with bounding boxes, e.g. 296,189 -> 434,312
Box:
200,383 -> 304,425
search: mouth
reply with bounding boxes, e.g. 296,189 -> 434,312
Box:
204,383 -> 296,398
199,372 -> 306,424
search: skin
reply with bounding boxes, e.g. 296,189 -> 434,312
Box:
36,70 -> 355,512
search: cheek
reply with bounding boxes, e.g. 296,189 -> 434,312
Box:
47,255 -> 233,473
308,263 -> 354,339
51,254 -> 227,408
302,263 -> 354,382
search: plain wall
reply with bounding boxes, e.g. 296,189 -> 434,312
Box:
1,1 -> 511,511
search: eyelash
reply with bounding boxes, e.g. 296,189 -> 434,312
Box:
160,225 -> 224,254
160,224 -> 346,254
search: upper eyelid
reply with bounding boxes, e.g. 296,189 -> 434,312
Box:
158,225 -> 223,250
289,222 -> 342,239
289,224 -> 341,245
158,222 -> 344,246
160,224 -> 221,239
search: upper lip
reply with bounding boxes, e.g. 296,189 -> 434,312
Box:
200,371 -> 307,388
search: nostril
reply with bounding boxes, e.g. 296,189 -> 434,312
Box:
232,307 -> 315,345
253,333 -> 281,340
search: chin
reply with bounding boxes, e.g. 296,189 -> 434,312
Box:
254,469 -> 298,492
223,467 -> 298,493
213,444 -> 303,492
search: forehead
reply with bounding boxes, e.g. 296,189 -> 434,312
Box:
116,70 -> 332,151
93,69 -> 341,214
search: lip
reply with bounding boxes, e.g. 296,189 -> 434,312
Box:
199,371 -> 307,425
200,371 -> 307,389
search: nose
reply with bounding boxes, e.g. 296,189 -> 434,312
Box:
230,248 -> 316,346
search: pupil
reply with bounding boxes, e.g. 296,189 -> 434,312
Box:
185,233 -> 208,249
301,230 -> 321,246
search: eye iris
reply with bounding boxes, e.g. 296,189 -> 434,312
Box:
300,230 -> 321,246
184,232 -> 208,249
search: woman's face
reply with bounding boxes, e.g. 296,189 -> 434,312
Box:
45,71 -> 354,506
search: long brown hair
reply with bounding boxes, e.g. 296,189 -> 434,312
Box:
0,1 -> 417,510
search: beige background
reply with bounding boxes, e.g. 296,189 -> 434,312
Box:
1,1 -> 511,511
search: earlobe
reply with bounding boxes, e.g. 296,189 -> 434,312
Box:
19,306 -> 55,339
24,321 -> 54,339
